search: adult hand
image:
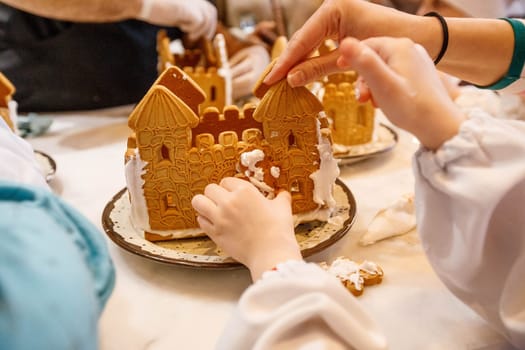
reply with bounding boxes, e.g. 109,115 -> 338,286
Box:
138,0 -> 217,41
338,37 -> 465,150
229,45 -> 271,100
192,177 -> 302,280
263,0 -> 420,87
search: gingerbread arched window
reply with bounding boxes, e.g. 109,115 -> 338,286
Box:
162,192 -> 179,216
288,131 -> 297,148
159,144 -> 171,163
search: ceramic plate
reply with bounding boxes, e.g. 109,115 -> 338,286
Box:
34,150 -> 57,181
334,123 -> 398,165
102,179 -> 356,268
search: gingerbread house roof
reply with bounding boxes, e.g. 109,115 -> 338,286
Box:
253,79 -> 323,122
252,60 -> 277,99
128,85 -> 199,130
151,65 -> 206,116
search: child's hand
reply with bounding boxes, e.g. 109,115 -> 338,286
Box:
338,37 -> 465,150
137,0 -> 217,41
192,177 -> 302,280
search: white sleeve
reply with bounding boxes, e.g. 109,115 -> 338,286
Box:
413,110 -> 525,348
0,118 -> 48,188
216,260 -> 387,350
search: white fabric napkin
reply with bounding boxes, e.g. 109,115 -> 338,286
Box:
360,193 -> 416,246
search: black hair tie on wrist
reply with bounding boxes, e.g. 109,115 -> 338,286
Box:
424,12 -> 449,65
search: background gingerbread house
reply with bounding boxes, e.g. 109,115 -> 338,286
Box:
156,30 -> 230,112
322,72 -> 375,146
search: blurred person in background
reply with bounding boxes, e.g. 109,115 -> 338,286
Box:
0,113 -> 115,349
0,0 -> 272,112
0,0 -> 218,112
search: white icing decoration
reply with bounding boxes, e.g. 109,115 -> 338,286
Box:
124,150 -> 150,234
360,260 -> 380,275
254,167 -> 264,182
169,39 -> 184,55
330,257 -> 360,275
146,226 -> 204,238
7,100 -> 18,133
323,257 -> 377,291
360,193 -> 415,246
293,208 -> 331,226
309,113 -> 340,210
270,166 -> 280,178
240,149 -> 275,196
349,272 -> 364,291
241,149 -> 264,169
241,149 -> 266,182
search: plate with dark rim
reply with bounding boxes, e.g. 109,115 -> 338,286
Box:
101,179 -> 356,269
334,123 -> 398,165
34,150 -> 57,182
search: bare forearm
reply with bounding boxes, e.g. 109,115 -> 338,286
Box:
266,1 -> 516,88
345,8 -> 514,87
409,16 -> 514,86
0,0 -> 142,22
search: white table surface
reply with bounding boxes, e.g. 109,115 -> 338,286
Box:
27,107 -> 512,350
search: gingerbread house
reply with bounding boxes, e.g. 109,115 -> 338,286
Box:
322,72 -> 375,147
156,30 -> 231,112
0,72 -> 15,131
125,65 -> 339,241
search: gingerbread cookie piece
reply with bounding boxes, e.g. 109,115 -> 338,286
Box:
320,257 -> 384,297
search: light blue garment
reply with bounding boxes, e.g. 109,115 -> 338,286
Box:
0,181 -> 115,350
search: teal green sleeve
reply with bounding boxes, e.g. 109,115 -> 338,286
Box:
477,18 -> 525,90
0,181 -> 115,350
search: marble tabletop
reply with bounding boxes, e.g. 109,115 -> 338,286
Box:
26,107 -> 511,350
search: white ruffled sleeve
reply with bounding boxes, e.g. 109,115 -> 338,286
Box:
216,260 -> 387,350
0,118 -> 47,188
413,110 -> 525,348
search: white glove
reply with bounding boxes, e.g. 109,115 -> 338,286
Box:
229,45 -> 270,100
138,0 -> 217,41
0,118 -> 48,188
